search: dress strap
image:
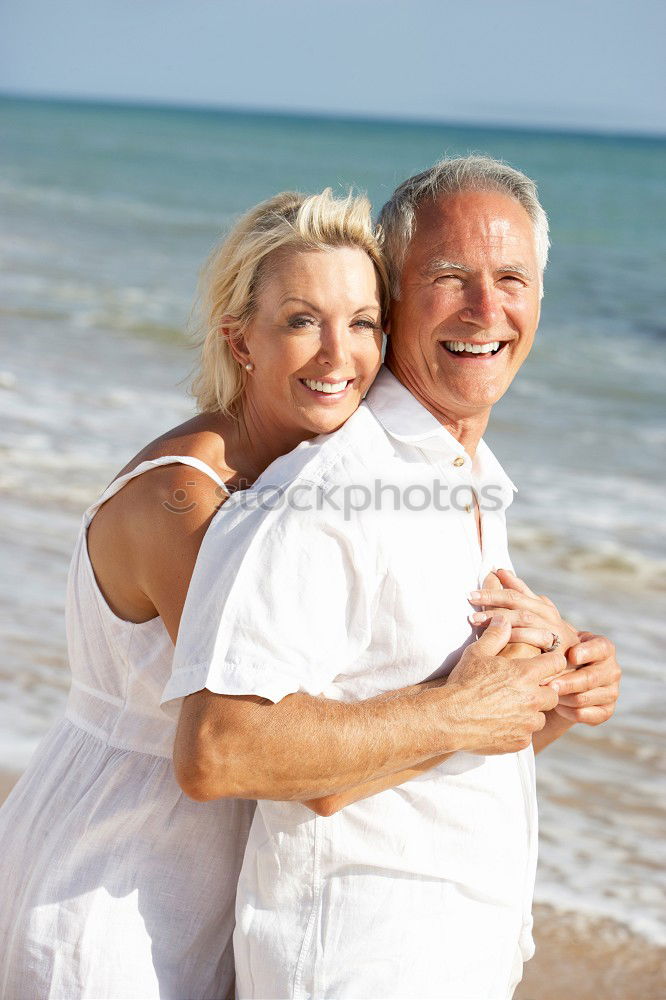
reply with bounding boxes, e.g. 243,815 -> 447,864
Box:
84,455 -> 228,522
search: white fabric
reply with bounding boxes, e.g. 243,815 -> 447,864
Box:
170,368 -> 538,1000
0,456 -> 255,1000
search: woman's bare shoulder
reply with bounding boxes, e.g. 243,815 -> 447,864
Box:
86,415 -> 234,627
115,413 -> 232,481
93,414 -> 234,539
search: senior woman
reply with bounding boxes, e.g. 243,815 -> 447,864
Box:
0,189 -> 391,1000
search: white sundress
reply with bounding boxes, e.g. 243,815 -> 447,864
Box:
0,457 -> 255,1000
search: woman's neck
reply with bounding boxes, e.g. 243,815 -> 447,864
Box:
215,400 -> 315,490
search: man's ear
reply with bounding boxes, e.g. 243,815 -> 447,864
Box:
220,315 -> 251,368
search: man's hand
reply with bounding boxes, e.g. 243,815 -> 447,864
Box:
552,631 -> 621,726
444,615 -> 564,756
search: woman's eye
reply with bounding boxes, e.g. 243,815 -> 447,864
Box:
287,314 -> 317,329
352,318 -> 380,331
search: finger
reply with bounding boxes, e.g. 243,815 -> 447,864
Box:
469,609 -> 548,628
537,685 -> 560,712
496,570 -> 560,615
473,613 -> 512,654
494,568 -> 539,599
555,662 -> 620,696
468,589 -> 555,618
567,635 -> 614,668
554,704 -> 615,726
481,571 -> 503,592
507,627 -> 565,651
557,685 -> 619,709
525,649 -> 568,682
541,666 -> 577,685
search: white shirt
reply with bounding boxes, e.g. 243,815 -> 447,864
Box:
167,368 -> 538,1000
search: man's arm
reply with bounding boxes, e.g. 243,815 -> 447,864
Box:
173,617 -> 565,802
306,627 -> 622,812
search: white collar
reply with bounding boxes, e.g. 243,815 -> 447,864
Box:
365,366 -> 517,494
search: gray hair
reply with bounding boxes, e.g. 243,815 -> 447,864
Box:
377,155 -> 549,298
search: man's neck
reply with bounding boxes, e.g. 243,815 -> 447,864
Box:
385,358 -> 490,457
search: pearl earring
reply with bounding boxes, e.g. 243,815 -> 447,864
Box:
245,362 -> 254,372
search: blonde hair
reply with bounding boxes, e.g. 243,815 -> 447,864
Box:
190,188 -> 389,415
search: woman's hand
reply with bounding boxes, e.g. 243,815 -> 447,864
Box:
468,568 -> 579,658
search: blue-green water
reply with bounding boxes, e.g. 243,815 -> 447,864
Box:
1,96 -> 665,944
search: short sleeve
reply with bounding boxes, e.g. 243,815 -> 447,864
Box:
161,486 -> 375,706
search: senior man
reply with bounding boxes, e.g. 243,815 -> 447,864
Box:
167,157 -> 620,999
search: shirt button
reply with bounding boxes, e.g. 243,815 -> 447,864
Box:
465,504 -> 472,513
453,456 -> 465,467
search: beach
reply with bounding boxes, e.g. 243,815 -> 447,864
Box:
517,905 -> 666,1000
1,96 -> 665,997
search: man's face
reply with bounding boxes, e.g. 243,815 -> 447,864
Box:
388,190 -> 541,421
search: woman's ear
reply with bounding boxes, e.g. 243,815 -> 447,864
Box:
220,315 -> 251,368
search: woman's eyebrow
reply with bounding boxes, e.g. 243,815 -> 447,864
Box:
352,304 -> 382,314
278,296 -> 320,310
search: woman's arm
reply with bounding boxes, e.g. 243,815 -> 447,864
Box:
304,752 -> 454,815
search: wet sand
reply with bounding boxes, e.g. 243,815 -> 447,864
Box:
1,769 -> 663,998
516,904 -> 666,1000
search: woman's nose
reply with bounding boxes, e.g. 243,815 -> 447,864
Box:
316,324 -> 350,368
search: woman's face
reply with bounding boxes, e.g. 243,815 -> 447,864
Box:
240,247 -> 384,437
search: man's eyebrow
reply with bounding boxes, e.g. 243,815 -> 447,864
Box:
421,260 -> 535,280
421,259 -> 472,276
497,263 -> 533,279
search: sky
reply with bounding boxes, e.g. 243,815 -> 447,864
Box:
1,0 -> 664,136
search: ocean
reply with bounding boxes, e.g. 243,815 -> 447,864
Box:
1,96 -> 665,958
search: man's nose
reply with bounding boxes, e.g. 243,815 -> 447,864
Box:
459,281 -> 501,328
316,324 -> 351,368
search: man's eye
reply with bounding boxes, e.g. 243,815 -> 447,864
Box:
435,274 -> 463,283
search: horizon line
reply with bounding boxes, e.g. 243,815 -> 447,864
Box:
1,89 -> 665,143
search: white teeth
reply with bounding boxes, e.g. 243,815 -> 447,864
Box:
303,378 -> 349,394
444,341 -> 501,355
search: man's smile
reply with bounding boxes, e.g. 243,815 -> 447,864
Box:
440,340 -> 509,359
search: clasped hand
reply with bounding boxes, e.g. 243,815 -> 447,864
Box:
468,568 -> 621,728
